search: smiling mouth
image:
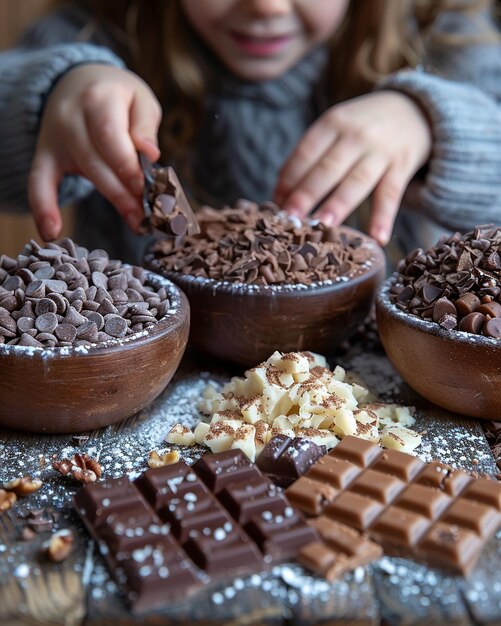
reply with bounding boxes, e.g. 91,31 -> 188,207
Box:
229,31 -> 296,57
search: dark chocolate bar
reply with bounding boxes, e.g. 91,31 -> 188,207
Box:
74,449 -> 316,613
286,436 -> 501,576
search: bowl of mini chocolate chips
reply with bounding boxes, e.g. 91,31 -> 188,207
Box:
0,238 -> 189,432
145,200 -> 385,366
376,224 -> 501,419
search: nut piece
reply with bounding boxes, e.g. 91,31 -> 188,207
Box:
0,489 -> 17,512
52,453 -> 102,483
148,449 -> 179,469
3,476 -> 43,496
46,529 -> 74,562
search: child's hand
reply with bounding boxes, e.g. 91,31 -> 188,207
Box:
28,64 -> 162,241
274,92 -> 432,245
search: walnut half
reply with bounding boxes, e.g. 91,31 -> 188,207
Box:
52,453 -> 102,483
0,489 -> 17,512
3,476 -> 43,496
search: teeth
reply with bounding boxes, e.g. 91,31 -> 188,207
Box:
185,351 -> 420,460
165,424 -> 195,446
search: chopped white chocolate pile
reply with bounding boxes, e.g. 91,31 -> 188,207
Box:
165,351 -> 421,461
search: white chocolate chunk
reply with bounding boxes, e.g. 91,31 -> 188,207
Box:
203,422 -> 235,453
380,425 -> 422,453
230,424 -> 257,461
165,424 -> 195,446
194,422 -> 210,444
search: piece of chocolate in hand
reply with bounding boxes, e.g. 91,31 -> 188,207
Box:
146,164 -> 200,239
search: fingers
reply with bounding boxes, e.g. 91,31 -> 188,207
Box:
129,90 -> 162,162
369,166 -> 411,245
85,93 -> 145,197
315,152 -> 389,227
274,112 -> 339,204
280,137 -> 362,219
68,118 -> 143,230
28,152 -> 64,241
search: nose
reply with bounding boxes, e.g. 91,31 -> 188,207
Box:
245,0 -> 292,17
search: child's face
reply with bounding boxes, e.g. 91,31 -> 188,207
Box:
181,0 -> 350,81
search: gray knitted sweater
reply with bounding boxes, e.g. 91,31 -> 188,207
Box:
0,6 -> 500,263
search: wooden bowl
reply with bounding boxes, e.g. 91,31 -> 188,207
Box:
376,277 -> 501,419
0,273 -> 189,433
145,227 -> 385,367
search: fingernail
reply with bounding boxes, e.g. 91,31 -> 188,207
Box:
283,206 -> 301,218
41,217 -> 58,241
374,228 -> 390,246
124,212 -> 140,231
319,213 -> 334,227
130,177 -> 144,196
143,138 -> 160,154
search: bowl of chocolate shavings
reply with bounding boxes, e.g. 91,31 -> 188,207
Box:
376,224 -> 501,419
145,199 -> 385,366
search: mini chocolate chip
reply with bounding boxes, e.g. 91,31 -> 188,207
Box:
484,318 -> 501,338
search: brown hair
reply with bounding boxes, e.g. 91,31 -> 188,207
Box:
54,0 -> 497,165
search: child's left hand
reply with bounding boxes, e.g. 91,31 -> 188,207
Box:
274,91 -> 432,245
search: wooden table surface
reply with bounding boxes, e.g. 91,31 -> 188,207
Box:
1,345 -> 501,626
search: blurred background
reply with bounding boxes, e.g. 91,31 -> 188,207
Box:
0,0 -> 74,256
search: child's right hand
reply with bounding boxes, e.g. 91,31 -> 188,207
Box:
28,64 -> 162,241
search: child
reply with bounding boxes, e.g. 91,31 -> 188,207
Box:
0,0 -> 499,264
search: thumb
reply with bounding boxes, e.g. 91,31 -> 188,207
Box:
129,91 -> 162,162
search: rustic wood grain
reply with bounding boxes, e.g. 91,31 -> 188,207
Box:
0,347 -> 499,626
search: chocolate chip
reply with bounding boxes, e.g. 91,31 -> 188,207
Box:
104,315 -> 127,338
459,312 -> 486,334
455,292 -> 481,317
54,324 -> 77,343
45,280 -> 67,295
35,298 -> 57,316
35,312 -> 58,334
483,318 -> 501,338
433,298 -> 457,322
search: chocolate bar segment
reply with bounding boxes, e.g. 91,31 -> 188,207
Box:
256,435 -> 326,487
297,516 -> 382,581
75,450 -> 315,612
286,435 -> 501,575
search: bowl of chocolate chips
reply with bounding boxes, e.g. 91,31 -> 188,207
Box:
0,238 -> 189,433
146,200 -> 385,366
376,225 -> 501,419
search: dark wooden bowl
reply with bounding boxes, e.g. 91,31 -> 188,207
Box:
0,273 -> 189,433
145,227 -> 385,367
376,277 -> 501,420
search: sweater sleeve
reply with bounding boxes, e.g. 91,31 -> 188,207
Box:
378,12 -> 501,232
0,12 -> 125,213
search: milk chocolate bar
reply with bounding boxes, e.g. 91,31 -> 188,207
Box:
74,449 -> 316,613
286,436 -> 501,575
